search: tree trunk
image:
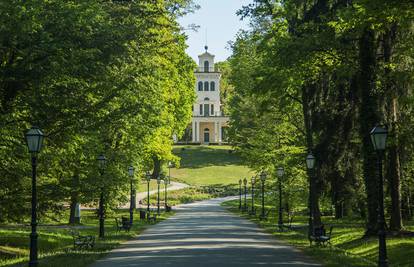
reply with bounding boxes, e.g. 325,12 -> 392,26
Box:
301,83 -> 321,226
69,171 -> 80,224
358,27 -> 380,236
383,24 -> 403,232
152,156 -> 161,179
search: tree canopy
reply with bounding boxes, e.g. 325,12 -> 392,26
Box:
226,0 -> 414,234
0,0 -> 196,222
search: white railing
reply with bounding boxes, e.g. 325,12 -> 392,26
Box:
195,67 -> 219,73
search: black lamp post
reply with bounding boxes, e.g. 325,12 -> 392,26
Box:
168,161 -> 173,182
157,176 -> 161,215
251,176 -> 256,214
277,167 -> 285,230
128,166 -> 135,225
97,154 -> 107,238
260,171 -> 267,220
25,126 -> 44,267
238,179 -> 242,210
164,177 -> 169,210
306,152 -> 316,238
370,125 -> 388,267
243,178 -> 247,212
145,171 -> 151,212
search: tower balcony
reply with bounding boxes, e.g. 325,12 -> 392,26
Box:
193,111 -> 227,118
195,67 -> 220,73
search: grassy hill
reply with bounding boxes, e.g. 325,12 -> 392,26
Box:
171,145 -> 253,186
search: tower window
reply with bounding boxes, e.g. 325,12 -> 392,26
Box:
204,61 -> 209,72
199,104 -> 203,116
198,81 -> 203,91
204,81 -> 209,91
211,104 -> 214,115
210,81 -> 215,91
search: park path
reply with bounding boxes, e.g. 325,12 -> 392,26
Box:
90,197 -> 321,267
135,181 -> 189,203
118,181 -> 189,209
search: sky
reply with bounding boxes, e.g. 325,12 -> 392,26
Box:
178,0 -> 252,63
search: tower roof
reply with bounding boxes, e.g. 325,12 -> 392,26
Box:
198,46 -> 215,58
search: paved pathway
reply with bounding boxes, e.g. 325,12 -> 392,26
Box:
119,181 -> 189,209
135,181 -> 189,203
91,197 -> 321,267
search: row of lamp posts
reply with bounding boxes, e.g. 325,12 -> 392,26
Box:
25,126 -> 173,267
235,126 -> 387,267
304,125 -> 388,267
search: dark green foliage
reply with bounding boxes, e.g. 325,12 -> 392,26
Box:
226,0 -> 414,236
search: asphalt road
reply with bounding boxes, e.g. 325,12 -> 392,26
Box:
90,197 -> 321,267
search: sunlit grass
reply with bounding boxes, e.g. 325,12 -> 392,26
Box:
136,180 -> 161,193
0,209 -> 172,267
222,199 -> 414,267
171,145 -> 253,185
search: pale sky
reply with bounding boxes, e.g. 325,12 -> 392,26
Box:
179,0 -> 252,63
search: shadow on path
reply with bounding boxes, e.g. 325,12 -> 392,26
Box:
90,197 -> 321,267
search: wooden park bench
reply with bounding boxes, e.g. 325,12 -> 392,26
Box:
146,211 -> 157,223
309,225 -> 333,246
115,217 -> 131,232
248,208 -> 256,216
282,212 -> 295,230
70,229 -> 95,250
259,209 -> 273,220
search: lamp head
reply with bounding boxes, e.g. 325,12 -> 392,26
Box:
277,167 -> 285,177
128,166 -> 134,177
370,125 -> 388,151
97,154 -> 106,170
306,153 -> 315,169
260,171 -> 267,182
145,171 -> 151,182
25,126 -> 44,154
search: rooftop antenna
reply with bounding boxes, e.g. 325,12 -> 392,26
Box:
204,28 -> 208,52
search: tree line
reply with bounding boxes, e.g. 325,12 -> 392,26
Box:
0,0 -> 197,223
226,0 -> 414,235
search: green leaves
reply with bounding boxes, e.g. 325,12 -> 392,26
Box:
0,0 -> 196,222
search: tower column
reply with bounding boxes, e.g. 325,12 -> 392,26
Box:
218,121 -> 222,143
214,122 -> 219,143
192,120 -> 196,142
196,121 -> 200,142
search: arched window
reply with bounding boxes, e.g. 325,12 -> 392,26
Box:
204,97 -> 210,101
204,61 -> 209,72
210,81 -> 215,91
204,81 -> 209,91
198,81 -> 203,91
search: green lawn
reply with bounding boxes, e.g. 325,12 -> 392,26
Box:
136,180 -> 162,193
171,145 -> 253,186
0,210 -> 171,267
223,199 -> 414,267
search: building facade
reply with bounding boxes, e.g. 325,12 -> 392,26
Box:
190,47 -> 229,144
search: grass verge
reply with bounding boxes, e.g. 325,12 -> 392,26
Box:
222,199 -> 414,267
0,209 -> 172,267
145,184 -> 240,206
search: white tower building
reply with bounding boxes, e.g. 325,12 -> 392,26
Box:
190,46 -> 229,144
